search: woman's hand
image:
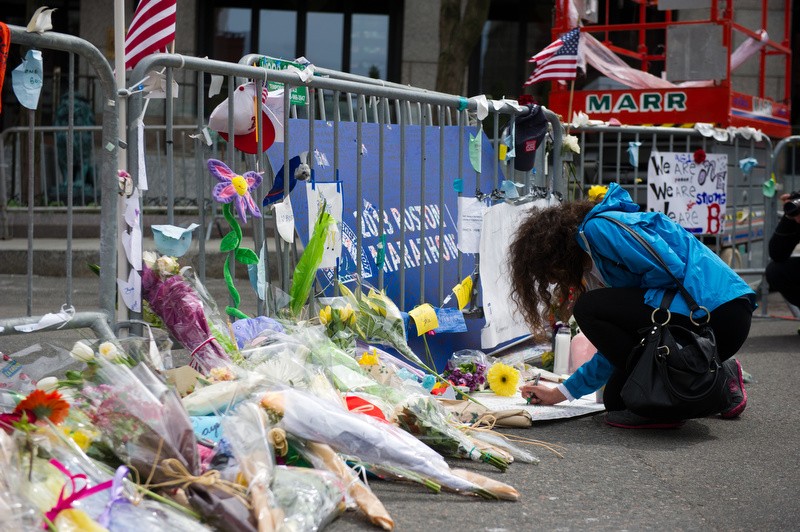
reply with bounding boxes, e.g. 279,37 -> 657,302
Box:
520,383 -> 566,405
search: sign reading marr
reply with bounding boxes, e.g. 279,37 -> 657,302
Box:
646,151 -> 728,235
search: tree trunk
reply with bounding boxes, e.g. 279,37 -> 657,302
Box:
435,0 -> 491,96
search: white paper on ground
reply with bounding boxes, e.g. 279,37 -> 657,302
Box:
471,387 -> 605,421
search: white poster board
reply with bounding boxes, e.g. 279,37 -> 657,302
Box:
646,151 -> 728,235
306,181 -> 343,269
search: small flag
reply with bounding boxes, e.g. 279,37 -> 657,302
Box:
524,27 -> 580,86
124,0 -> 176,71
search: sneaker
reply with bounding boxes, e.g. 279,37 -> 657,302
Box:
605,410 -> 685,429
720,359 -> 747,419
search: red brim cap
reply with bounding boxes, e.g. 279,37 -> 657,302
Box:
219,112 -> 276,154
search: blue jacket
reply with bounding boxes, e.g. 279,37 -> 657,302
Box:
563,183 -> 756,400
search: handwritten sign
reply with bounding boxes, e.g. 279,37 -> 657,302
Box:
408,303 -> 439,336
646,151 -> 728,234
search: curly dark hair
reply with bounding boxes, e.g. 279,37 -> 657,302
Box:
507,200 -> 597,341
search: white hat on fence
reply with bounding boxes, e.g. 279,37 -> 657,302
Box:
208,82 -> 284,154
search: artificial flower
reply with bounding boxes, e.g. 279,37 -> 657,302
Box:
562,134 -> 581,155
694,149 -> 706,164
587,185 -> 608,202
36,376 -> 59,394
487,362 -> 520,397
14,389 -> 70,425
69,341 -> 94,362
208,158 -> 263,224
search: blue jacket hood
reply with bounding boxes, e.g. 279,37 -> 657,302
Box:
580,183 -> 639,228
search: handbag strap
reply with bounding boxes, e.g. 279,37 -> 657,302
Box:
594,215 -> 703,315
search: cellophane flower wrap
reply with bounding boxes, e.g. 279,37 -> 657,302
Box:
337,282 -> 427,370
0,429 -> 40,529
443,350 -> 489,392
72,356 -> 200,485
220,401 -> 282,532
141,258 -> 232,373
258,387 -> 501,498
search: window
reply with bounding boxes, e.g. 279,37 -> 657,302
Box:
259,10 -> 297,61
201,3 -> 400,82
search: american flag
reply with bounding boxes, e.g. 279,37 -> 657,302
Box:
124,0 -> 176,70
524,28 -> 580,86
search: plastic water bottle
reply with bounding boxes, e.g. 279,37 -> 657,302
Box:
553,327 -> 571,376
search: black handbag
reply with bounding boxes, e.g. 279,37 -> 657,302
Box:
596,216 -> 728,420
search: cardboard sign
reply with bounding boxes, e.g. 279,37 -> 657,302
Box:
646,151 -> 728,234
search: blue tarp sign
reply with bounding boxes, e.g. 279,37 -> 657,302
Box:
267,119 -> 498,370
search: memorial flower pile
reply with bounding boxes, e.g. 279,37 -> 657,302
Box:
1,266 -> 560,531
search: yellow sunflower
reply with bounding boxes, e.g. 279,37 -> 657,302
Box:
487,362 -> 520,397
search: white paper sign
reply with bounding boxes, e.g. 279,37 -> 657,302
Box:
123,188 -> 141,228
307,182 -> 343,269
117,268 -> 142,313
457,196 -> 485,254
272,196 -> 295,243
122,227 -> 143,270
646,151 -> 728,235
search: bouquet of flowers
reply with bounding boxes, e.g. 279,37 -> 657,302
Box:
70,357 -> 200,486
141,254 -> 232,373
259,388 -> 519,500
442,350 -> 489,392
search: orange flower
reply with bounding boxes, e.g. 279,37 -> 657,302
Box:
14,389 -> 70,425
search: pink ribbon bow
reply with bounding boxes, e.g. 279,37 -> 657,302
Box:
43,459 -> 113,529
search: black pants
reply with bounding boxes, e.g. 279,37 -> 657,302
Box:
766,258 -> 800,307
572,287 -> 753,412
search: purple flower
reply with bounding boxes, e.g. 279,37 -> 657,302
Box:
207,159 -> 263,224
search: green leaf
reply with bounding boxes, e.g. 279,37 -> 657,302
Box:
234,248 -> 259,265
220,232 -> 239,252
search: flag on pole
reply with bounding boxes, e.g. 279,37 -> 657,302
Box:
124,0 -> 176,70
524,27 -> 580,86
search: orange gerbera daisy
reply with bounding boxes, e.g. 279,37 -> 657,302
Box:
14,389 -> 70,425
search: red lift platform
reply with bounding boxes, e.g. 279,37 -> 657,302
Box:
546,0 -> 792,138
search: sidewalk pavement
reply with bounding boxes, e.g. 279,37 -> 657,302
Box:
0,275 -> 798,531
0,235 -> 288,279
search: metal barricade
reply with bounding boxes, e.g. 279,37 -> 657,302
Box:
569,124 -> 772,313
0,25 -> 119,341
125,52 -> 564,325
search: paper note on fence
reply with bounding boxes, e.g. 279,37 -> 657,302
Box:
457,196 -> 484,254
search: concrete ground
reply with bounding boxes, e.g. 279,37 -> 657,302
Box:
0,275 -> 798,531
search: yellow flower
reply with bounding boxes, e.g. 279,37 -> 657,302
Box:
588,185 -> 608,202
487,362 -> 520,397
339,304 -> 355,325
319,305 -> 332,324
359,352 -> 379,365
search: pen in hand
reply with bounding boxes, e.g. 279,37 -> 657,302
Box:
526,373 -> 541,404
